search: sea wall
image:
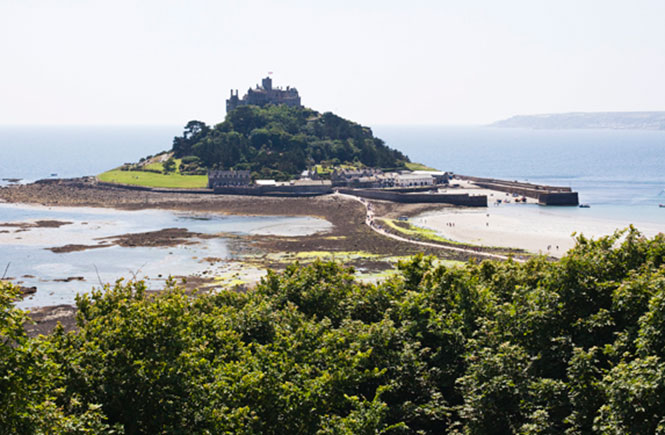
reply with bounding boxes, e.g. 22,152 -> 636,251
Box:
213,184 -> 333,197
381,185 -> 446,193
456,175 -> 579,206
537,192 -> 580,206
457,175 -> 573,192
95,180 -> 485,204
338,188 -> 487,206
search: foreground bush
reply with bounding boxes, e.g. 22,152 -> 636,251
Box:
2,227 -> 665,434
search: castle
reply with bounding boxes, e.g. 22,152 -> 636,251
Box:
226,76 -> 301,113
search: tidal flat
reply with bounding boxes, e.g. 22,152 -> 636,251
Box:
0,202 -> 332,308
1,181 -> 476,315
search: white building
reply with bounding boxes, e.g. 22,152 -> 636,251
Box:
393,173 -> 434,187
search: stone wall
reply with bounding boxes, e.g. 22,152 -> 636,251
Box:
456,175 -> 579,206
339,188 -> 487,206
213,184 -> 333,197
537,192 -> 580,206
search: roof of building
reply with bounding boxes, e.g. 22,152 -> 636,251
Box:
412,170 -> 446,175
289,180 -> 332,186
396,174 -> 434,180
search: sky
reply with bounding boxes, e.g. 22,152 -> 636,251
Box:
1,0 -> 665,126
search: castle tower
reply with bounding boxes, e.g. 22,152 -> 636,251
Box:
226,89 -> 240,113
261,76 -> 272,91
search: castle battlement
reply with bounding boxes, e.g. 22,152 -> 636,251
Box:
226,76 -> 301,113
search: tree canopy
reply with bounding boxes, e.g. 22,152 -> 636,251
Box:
171,105 -> 410,180
3,227 -> 665,433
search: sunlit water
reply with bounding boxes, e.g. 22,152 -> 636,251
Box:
375,126 -> 665,228
0,203 -> 331,308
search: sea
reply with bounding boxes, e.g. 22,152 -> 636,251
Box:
375,125 -> 665,226
1,125 -> 664,306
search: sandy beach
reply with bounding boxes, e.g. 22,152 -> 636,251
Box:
412,203 -> 664,258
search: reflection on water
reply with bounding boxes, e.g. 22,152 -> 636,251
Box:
0,203 -> 331,308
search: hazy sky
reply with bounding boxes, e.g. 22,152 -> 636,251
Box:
2,0 -> 665,126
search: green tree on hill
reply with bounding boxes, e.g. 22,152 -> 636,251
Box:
162,157 -> 176,174
172,120 -> 210,158
171,105 -> 409,179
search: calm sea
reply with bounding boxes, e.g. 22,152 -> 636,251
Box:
0,125 -> 181,183
1,124 -> 664,224
375,125 -> 665,226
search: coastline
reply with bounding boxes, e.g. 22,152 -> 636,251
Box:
4,177 -> 663,335
2,179 -> 489,334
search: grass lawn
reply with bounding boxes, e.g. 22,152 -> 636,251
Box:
142,157 -> 183,172
98,169 -> 208,189
314,163 -> 363,175
405,162 -> 439,171
380,218 -> 464,245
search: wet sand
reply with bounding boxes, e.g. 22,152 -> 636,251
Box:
412,205 -> 664,258
2,179 -> 488,335
0,179 -> 470,260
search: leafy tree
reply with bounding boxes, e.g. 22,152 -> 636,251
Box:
162,157 -> 176,174
3,229 -> 665,432
0,282 -> 117,433
172,120 -> 210,158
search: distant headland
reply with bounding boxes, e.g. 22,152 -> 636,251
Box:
491,111 -> 665,130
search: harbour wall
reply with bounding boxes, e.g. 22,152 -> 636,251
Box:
380,185 -> 446,193
53,178 -> 484,204
338,188 -> 487,206
456,175 -> 579,206
213,184 -> 333,196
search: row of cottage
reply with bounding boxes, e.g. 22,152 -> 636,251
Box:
208,168 -> 449,189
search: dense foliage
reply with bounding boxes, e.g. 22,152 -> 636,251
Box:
171,105 -> 409,180
3,227 -> 665,433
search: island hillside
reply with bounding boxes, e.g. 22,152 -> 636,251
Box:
173,105 -> 409,180
491,111 -> 665,130
98,105 -> 412,187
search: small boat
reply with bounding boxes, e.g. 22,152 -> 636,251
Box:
660,204 -> 665,208
50,173 -> 58,177
579,203 -> 591,208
